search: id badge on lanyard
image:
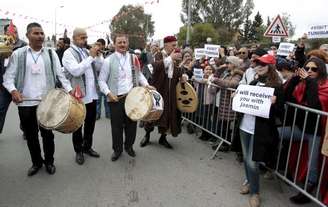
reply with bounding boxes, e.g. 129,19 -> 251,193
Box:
31,63 -> 42,74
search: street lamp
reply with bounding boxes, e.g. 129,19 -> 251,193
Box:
186,0 -> 191,45
54,5 -> 64,43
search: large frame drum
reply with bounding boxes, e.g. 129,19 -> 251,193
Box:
37,89 -> 86,133
125,87 -> 164,122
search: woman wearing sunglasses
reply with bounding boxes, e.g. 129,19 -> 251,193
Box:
282,56 -> 328,204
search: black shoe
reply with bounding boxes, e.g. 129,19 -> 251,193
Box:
140,136 -> 150,147
159,136 -> 173,149
111,151 -> 121,162
125,148 -> 136,157
27,164 -> 42,176
75,152 -> 84,165
289,193 -> 311,204
83,148 -> 100,158
45,164 -> 56,175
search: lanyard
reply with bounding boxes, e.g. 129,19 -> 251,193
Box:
78,48 -> 87,59
29,49 -> 42,64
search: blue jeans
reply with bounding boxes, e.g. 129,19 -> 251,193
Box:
240,129 -> 260,195
278,126 -> 320,184
96,92 -> 110,118
0,87 -> 12,133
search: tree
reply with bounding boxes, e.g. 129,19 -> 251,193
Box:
110,5 -> 154,49
177,23 -> 219,48
249,12 -> 263,42
181,0 -> 254,43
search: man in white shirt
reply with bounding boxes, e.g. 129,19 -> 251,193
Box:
98,34 -> 153,161
3,22 -> 72,176
62,28 -> 103,165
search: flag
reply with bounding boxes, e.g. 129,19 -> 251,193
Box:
7,20 -> 16,35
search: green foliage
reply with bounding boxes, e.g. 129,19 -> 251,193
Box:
181,0 -> 254,44
177,23 -> 219,48
110,5 -> 154,49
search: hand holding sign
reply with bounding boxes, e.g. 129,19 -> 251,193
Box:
232,85 -> 275,118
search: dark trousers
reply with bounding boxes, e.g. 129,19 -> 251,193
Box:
72,100 -> 97,153
109,97 -> 137,153
0,87 -> 12,133
18,106 -> 54,166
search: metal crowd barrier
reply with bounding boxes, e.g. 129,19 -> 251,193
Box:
181,81 -> 328,206
181,81 -> 237,159
275,102 -> 328,207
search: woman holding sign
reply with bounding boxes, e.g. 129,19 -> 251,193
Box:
237,54 -> 284,207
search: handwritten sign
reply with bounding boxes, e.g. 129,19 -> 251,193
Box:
277,42 -> 295,57
307,24 -> 328,39
194,48 -> 205,60
193,68 -> 204,81
232,85 -> 274,118
205,44 -> 220,58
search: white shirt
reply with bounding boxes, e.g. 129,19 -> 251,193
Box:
239,67 -> 256,85
98,52 -> 148,97
162,50 -> 174,78
3,46 -> 72,107
240,114 -> 256,135
62,44 -> 103,104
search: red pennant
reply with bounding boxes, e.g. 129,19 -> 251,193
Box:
7,20 -> 16,35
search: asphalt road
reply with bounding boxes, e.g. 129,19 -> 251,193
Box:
0,104 -> 319,207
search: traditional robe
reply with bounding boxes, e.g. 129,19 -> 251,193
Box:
149,51 -> 183,137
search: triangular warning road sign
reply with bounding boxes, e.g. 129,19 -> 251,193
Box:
264,15 -> 288,37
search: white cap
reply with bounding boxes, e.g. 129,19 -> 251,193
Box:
134,49 -> 141,54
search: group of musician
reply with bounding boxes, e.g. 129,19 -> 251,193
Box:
0,22 -> 187,177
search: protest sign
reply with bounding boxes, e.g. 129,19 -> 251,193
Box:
193,68 -> 204,81
277,42 -> 295,56
307,24 -> 328,39
232,85 -> 274,118
194,48 -> 205,60
204,44 -> 220,58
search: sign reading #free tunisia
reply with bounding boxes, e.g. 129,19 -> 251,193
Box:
232,85 -> 275,119
307,24 -> 328,39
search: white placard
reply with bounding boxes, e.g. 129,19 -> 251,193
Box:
204,44 -> 220,58
307,24 -> 328,39
232,85 -> 275,118
272,36 -> 281,43
194,48 -> 205,60
193,68 -> 204,81
277,42 -> 295,56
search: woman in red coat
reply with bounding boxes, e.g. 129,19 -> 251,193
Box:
282,56 -> 328,204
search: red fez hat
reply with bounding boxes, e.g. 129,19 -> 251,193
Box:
164,36 -> 177,43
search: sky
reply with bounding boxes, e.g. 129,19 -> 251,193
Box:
1,0 -> 327,43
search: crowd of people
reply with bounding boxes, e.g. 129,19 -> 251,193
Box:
1,21 -> 328,207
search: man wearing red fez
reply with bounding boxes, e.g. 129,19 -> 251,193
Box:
140,35 -> 187,149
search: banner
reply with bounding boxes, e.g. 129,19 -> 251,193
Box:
307,24 -> 328,39
193,68 -> 204,81
194,48 -> 205,60
277,42 -> 295,57
204,44 -> 220,58
232,85 -> 274,118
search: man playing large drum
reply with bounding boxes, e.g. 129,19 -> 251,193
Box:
140,36 -> 187,149
62,28 -> 104,165
98,34 -> 153,161
3,22 -> 72,176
